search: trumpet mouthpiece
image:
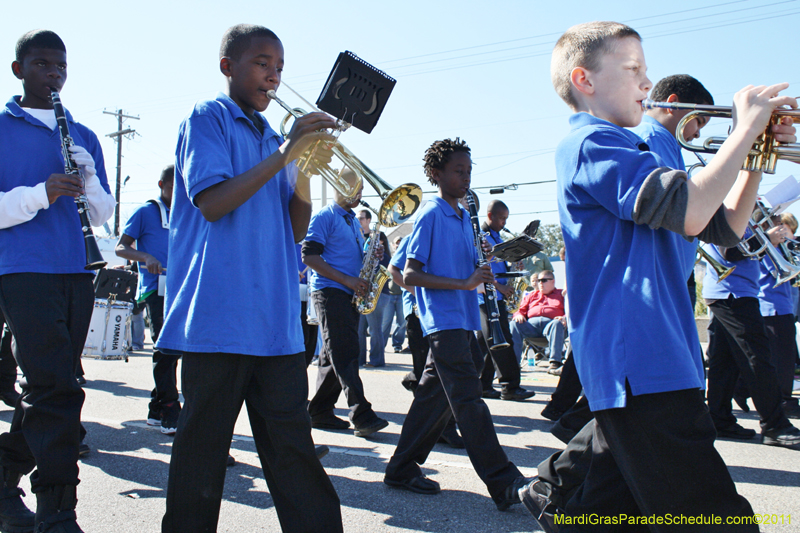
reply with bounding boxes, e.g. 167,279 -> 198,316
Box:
266,90 -> 277,99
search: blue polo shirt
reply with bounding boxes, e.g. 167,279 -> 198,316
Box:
557,113 -> 703,411
157,92 -> 302,356
305,203 -> 364,294
478,227 -> 508,305
390,235 -> 417,318
406,195 -> 481,336
758,256 -> 794,316
122,201 -> 169,298
701,240 -> 760,300
632,115 -> 696,279
0,96 -> 111,275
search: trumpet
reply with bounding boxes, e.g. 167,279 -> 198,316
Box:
696,245 -> 735,281
267,84 -> 422,227
641,99 -> 800,174
748,200 -> 800,287
737,203 -> 800,287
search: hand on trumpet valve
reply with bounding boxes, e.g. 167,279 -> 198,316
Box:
281,111 -> 338,171
772,116 -> 797,145
731,82 -> 795,137
45,173 -> 84,204
465,264 -> 495,291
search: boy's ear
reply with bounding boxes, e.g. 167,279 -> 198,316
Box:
570,67 -> 594,97
219,57 -> 233,77
11,61 -> 23,80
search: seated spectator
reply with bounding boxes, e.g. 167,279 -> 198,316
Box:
509,270 -> 566,373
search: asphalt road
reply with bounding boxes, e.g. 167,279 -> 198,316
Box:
3,338 -> 798,533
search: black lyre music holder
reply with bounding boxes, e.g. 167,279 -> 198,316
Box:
316,51 -> 396,134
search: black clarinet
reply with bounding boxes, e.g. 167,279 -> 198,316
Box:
51,89 -> 107,270
465,189 -> 509,352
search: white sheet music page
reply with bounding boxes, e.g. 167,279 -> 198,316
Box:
763,175 -> 800,214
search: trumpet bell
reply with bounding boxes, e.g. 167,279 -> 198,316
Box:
267,88 -> 422,227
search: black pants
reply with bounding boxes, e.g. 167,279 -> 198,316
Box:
386,329 -> 521,499
477,301 -> 521,391
537,420 -> 595,509
563,387 -> 756,532
0,313 -> 18,394
547,345 -> 582,413
763,314 -> 797,405
707,296 -> 789,432
0,273 -> 91,491
405,312 -> 429,385
300,300 -> 319,367
308,288 -> 376,426
161,351 -> 342,533
145,292 -> 180,410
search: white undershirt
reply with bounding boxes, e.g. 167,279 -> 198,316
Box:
22,107 -> 57,130
0,108 -> 115,230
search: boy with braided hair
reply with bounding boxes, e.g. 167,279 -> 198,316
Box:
384,138 -> 527,511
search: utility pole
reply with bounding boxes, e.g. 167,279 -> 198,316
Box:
104,109 -> 139,236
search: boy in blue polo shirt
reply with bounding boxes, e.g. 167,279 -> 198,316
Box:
115,165 -> 181,435
303,172 -> 389,438
384,138 -> 526,512
523,20 -> 797,529
155,24 -> 342,532
0,29 -> 116,533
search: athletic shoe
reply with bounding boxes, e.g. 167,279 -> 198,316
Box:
146,407 -> 162,427
160,401 -> 181,436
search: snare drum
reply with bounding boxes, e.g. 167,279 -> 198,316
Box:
82,298 -> 133,361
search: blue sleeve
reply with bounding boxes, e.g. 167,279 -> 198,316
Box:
305,209 -> 330,246
407,214 -> 433,267
390,236 -> 409,269
177,110 -> 232,205
575,130 -> 661,222
122,205 -> 145,240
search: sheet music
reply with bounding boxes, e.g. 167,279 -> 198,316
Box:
763,175 -> 800,214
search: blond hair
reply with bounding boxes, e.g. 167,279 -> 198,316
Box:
781,212 -> 798,234
551,21 -> 641,110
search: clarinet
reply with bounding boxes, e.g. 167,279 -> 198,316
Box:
465,189 -> 509,352
51,89 -> 107,270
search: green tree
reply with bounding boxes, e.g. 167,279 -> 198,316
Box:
537,223 -> 564,258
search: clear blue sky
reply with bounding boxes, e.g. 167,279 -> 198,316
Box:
3,0 -> 799,234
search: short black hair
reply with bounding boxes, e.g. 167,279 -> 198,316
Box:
423,138 -> 471,187
487,199 -> 508,215
220,24 -> 280,61
650,75 -> 714,106
159,164 -> 175,184
15,30 -> 65,63
358,209 -> 372,220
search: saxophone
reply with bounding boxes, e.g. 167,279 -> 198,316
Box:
352,202 -> 390,314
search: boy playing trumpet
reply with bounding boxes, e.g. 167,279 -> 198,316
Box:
521,21 -> 797,530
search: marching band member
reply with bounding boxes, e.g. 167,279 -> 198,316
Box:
477,200 -> 536,400
303,170 -> 389,438
0,29 -> 115,533
521,21 -> 796,530
155,24 -> 342,532
115,165 -> 181,435
384,138 -> 527,511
